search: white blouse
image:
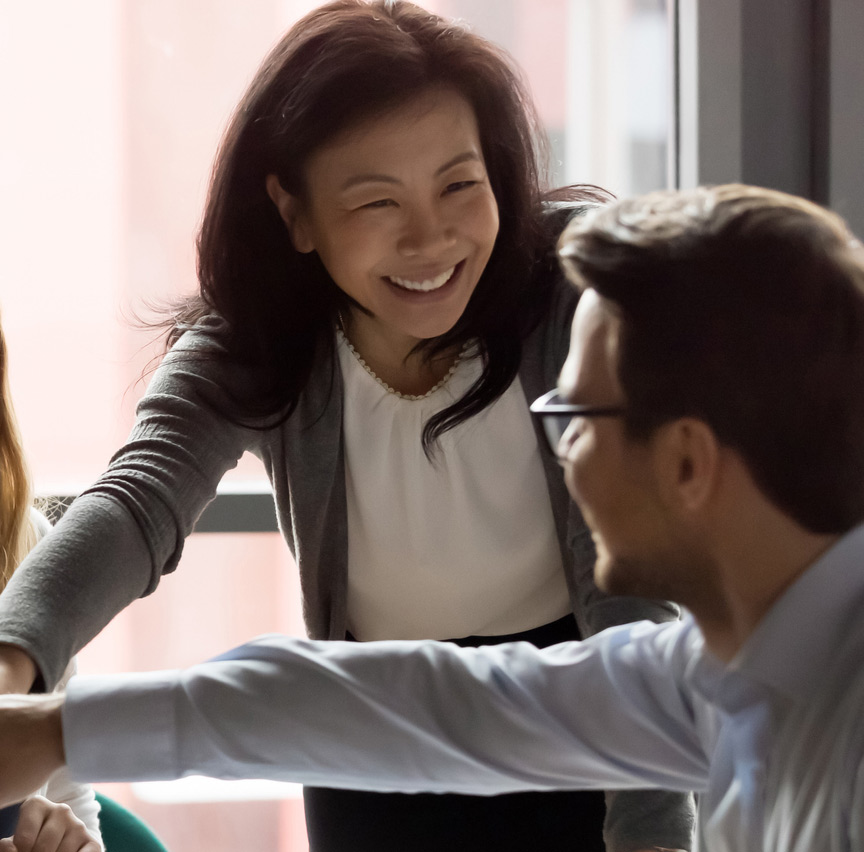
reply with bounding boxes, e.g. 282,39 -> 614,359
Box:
338,333 -> 571,641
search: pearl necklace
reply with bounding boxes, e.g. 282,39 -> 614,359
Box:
337,329 -> 467,401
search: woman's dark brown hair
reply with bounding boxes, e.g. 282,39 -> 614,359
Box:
170,0 -> 607,450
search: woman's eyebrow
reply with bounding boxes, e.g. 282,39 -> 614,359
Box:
435,151 -> 482,175
338,152 -> 483,193
339,173 -> 400,192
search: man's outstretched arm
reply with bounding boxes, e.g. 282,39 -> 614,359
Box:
0,624 -> 710,808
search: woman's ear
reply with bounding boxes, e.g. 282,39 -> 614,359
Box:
265,174 -> 315,253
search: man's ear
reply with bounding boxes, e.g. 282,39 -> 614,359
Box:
265,174 -> 315,253
653,418 -> 720,514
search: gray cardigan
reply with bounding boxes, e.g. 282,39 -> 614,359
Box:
0,273 -> 693,849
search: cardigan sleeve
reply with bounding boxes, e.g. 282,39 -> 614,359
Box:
0,323 -> 254,690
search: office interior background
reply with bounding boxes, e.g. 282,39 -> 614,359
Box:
1,1 -> 861,849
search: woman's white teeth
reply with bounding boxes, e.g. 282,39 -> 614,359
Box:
389,266 -> 455,292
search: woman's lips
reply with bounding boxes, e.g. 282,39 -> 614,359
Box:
386,261 -> 462,293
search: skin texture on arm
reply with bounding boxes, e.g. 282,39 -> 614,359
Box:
0,645 -> 37,694
0,694 -> 64,809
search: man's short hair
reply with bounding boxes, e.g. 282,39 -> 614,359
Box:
558,184 -> 864,534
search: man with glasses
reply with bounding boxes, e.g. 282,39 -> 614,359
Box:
0,184 -> 863,852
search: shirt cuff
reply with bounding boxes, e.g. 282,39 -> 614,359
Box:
63,670 -> 181,782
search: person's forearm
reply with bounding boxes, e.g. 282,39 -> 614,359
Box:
0,644 -> 37,694
0,694 -> 65,808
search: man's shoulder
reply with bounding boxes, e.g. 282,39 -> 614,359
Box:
766,663 -> 864,850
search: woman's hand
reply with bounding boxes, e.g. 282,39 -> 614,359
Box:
0,796 -> 100,852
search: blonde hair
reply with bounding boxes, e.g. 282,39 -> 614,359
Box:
0,313 -> 35,589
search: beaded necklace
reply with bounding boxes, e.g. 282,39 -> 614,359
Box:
336,328 -> 468,401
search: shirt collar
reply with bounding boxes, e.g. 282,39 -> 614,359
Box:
725,522 -> 864,701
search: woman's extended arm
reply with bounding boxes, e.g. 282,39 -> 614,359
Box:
0,326 -> 253,691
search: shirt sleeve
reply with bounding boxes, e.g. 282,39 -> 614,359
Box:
0,325 -> 252,690
64,621 -> 711,798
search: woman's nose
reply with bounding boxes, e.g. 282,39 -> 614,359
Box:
397,207 -> 457,257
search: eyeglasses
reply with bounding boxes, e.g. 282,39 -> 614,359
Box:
530,389 -> 626,456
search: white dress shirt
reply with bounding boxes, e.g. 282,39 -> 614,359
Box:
64,525 -> 864,852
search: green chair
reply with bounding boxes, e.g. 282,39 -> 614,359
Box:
95,793 -> 170,852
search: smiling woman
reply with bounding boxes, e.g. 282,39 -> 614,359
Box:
266,87 -> 499,394
0,2 -> 690,851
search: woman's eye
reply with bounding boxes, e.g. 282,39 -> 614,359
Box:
445,180 -> 477,194
360,198 -> 396,210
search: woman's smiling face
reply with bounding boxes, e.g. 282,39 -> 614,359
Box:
266,87 -> 500,358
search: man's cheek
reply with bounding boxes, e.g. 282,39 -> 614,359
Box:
562,461 -> 581,504
563,453 -> 591,508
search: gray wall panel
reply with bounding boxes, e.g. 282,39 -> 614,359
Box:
829,0 -> 864,235
677,0 -> 863,237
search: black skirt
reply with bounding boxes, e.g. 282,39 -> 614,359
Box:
303,614 -> 606,852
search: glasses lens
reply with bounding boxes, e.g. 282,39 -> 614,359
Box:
543,415 -> 572,455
